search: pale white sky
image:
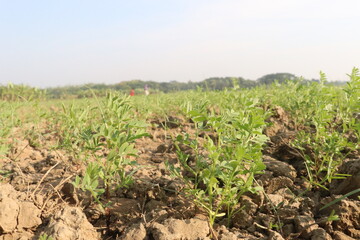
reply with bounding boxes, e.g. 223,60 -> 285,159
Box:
0,0 -> 359,87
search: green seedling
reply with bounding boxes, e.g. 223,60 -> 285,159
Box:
38,233 -> 54,240
68,92 -> 148,209
167,95 -> 268,228
73,161 -> 105,207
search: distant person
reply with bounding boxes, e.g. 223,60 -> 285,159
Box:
130,89 -> 135,96
144,84 -> 150,96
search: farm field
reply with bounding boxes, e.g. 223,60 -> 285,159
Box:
0,71 -> 359,240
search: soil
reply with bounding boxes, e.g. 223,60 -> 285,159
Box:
0,106 -> 359,240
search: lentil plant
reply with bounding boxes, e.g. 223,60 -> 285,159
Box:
290,70 -> 359,189
167,91 -> 269,227
60,92 -> 148,207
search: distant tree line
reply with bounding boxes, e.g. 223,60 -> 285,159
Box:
1,73 -> 347,100
43,77 -> 258,99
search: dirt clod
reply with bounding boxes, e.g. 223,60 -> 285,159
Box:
117,223 -> 147,240
268,230 -> 285,240
150,217 -> 210,240
18,201 -> 42,230
333,231 -> 357,240
42,206 -> 99,240
263,156 -> 297,180
0,183 -> 41,235
266,176 -> 294,194
311,228 -> 332,240
330,159 -> 360,197
0,195 -> 19,233
334,200 -> 360,239
294,215 -> 318,237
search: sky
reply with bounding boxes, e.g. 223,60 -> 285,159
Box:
0,0 -> 359,88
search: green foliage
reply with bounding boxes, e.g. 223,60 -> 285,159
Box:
63,92 -> 149,207
1,68 -> 358,233
290,71 -> 358,190
38,233 -> 54,240
45,77 -> 258,98
326,210 -> 340,222
343,67 -> 360,139
257,73 -> 298,85
73,162 -> 105,207
167,92 -> 268,226
0,83 -> 46,101
0,101 -> 22,156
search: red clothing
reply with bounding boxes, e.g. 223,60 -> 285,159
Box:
130,89 -> 135,96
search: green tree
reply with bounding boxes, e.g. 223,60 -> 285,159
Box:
257,73 -> 298,85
